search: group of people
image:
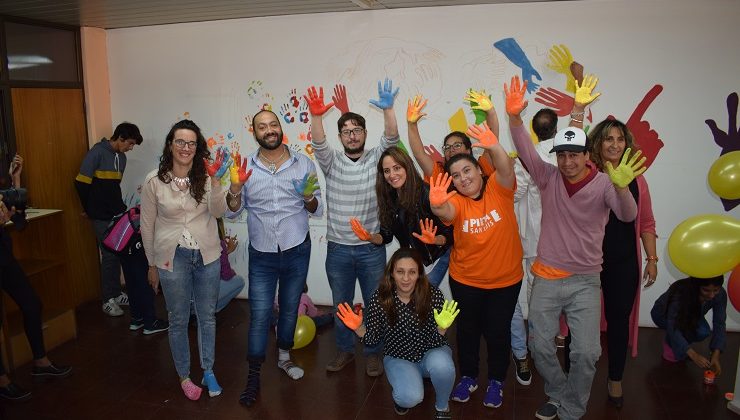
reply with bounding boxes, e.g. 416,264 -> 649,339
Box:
0,73 -> 728,420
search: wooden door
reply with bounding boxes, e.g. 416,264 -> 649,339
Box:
11,87 -> 100,306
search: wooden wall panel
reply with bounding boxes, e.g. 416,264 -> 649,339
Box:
10,88 -> 100,306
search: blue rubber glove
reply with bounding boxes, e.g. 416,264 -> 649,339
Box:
369,78 -> 399,110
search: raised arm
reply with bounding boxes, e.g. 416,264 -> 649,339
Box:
570,74 -> 601,129
464,89 -> 499,169
369,78 -> 400,140
9,154 -> 22,188
604,147 -> 643,222
406,95 -> 436,178
466,122 -> 514,189
428,173 -> 458,223
305,85 -> 335,172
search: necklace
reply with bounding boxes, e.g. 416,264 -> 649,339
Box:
258,147 -> 286,174
171,173 -> 190,188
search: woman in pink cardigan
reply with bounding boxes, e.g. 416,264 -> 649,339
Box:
587,119 -> 657,408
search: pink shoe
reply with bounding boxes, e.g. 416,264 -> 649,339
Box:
662,341 -> 677,362
180,378 -> 202,400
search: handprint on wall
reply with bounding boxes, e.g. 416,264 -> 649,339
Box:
705,92 -> 740,211
494,38 -> 541,93
535,86 -> 593,122
608,85 -> 664,171
280,104 -> 295,124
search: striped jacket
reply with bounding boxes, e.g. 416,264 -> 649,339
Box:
75,139 -> 127,220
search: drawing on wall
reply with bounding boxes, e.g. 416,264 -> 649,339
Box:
705,92 -> 740,211
493,38 -> 542,94
546,44 -> 578,93
607,84 -> 665,171
327,37 -> 446,111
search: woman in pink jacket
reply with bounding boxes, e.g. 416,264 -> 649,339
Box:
587,119 -> 657,408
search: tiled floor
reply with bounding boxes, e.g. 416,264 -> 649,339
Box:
1,298 -> 737,419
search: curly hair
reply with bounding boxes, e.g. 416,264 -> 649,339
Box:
377,248 -> 432,326
376,147 -> 423,229
157,119 -> 211,204
587,118 -> 638,171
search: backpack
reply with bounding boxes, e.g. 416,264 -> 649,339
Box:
102,205 -> 143,256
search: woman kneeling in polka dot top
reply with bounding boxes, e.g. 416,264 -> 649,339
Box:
337,248 -> 459,420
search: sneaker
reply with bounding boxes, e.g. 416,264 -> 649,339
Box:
483,379 -> 503,408
326,351 -> 355,372
451,376 -> 478,402
366,353 -> 384,377
180,378 -> 202,401
201,370 -> 222,397
435,408 -> 452,420
102,298 -> 124,317
555,335 -> 565,348
114,292 -> 130,306
0,382 -> 31,401
393,402 -> 409,415
513,354 -> 532,386
535,400 -> 560,420
31,363 -> 72,379
129,318 -> 144,331
143,319 -> 169,335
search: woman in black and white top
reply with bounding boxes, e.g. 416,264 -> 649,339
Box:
337,248 -> 459,420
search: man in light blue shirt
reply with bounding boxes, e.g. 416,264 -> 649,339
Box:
226,110 -> 322,407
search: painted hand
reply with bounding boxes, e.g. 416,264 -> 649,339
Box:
292,172 -> 319,199
504,76 -> 528,117
214,147 -> 232,178
466,122 -> 499,149
229,152 -> 252,186
429,173 -> 457,207
369,78 -> 399,110
433,300 -> 460,329
337,302 -> 363,330
349,217 -> 373,241
464,89 -> 493,112
574,74 -> 601,107
411,218 -> 437,245
205,147 -> 225,177
303,86 -> 334,116
407,95 -> 428,123
547,44 -> 576,92
332,84 -> 350,114
605,148 -> 647,188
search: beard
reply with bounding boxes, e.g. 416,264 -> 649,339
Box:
255,130 -> 284,150
342,139 -> 365,155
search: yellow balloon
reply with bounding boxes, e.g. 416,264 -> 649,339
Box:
668,214 -> 740,278
293,315 -> 316,350
708,151 -> 740,200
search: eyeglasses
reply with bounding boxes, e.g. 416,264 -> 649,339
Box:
173,139 -> 197,149
442,142 -> 465,152
340,127 -> 365,137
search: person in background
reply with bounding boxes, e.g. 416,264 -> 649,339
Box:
337,248 -> 458,420
651,276 -> 726,376
140,119 -> 228,401
0,155 -> 71,401
215,219 -> 245,313
587,118 -> 657,407
75,122 -> 143,317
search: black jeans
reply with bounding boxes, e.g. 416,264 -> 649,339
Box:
0,256 -> 46,376
449,277 -> 522,381
601,258 -> 639,381
119,250 -> 157,327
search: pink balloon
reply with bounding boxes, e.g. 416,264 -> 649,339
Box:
729,265 -> 740,312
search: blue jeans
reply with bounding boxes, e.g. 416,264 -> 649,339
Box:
528,274 -> 601,420
384,345 -> 455,411
426,248 -> 450,288
510,302 -> 528,359
247,236 -> 311,362
158,246 -> 220,378
326,241 -> 386,354
216,274 -> 245,313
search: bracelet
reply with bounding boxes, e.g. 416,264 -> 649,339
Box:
646,255 -> 659,262
303,194 -> 314,203
227,189 -> 241,198
570,117 -> 584,124
570,111 -> 585,117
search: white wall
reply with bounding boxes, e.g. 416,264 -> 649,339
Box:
107,0 -> 740,330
